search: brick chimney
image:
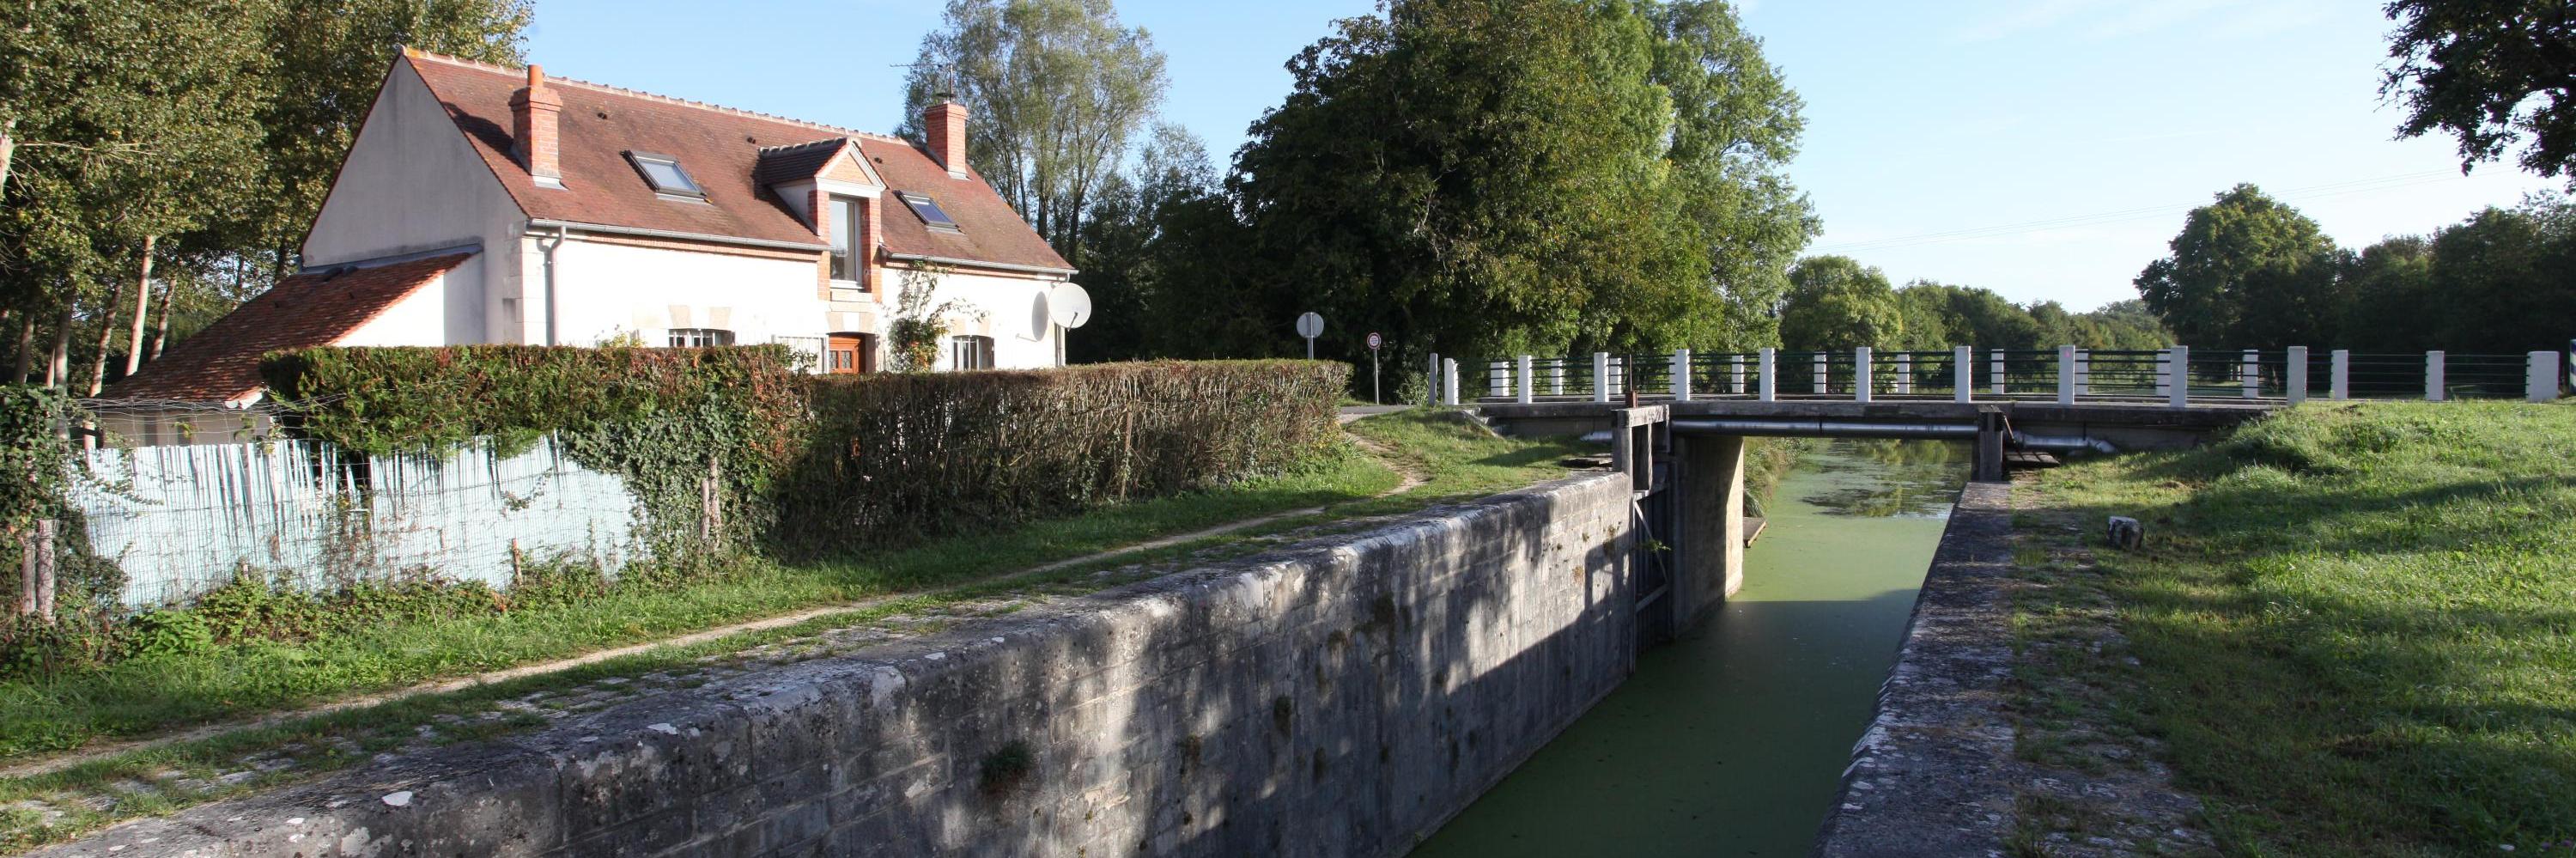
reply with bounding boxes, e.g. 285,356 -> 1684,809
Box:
510,64 -> 562,183
924,100 -> 968,177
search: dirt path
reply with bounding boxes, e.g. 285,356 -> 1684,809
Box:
0,429 -> 1429,782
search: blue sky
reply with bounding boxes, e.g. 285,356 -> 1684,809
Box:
526,0 -> 2553,311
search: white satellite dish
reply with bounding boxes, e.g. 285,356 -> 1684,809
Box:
1048,283 -> 1093,329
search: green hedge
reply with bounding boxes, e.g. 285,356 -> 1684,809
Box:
779,360 -> 1346,546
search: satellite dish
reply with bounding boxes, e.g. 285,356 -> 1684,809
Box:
1048,283 -> 1093,329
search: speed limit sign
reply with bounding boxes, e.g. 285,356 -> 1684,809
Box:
1367,332 -> 1382,350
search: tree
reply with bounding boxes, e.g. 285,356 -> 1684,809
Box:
1778,256 -> 1903,350
1067,125 -> 1219,362
1224,0 -> 1718,368
2421,201 -> 2576,351
2384,0 -> 2576,178
2134,184 -> 2344,346
2337,235 -> 2436,350
902,0 -> 1167,268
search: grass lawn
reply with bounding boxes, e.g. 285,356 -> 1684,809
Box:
0,409 -> 1590,853
2011,400 -> 2576,855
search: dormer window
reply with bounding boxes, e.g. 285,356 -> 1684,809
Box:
624,151 -> 705,199
897,192 -> 960,232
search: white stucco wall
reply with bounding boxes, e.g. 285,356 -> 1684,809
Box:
338,265 -> 467,346
884,266 -> 1064,369
541,237 -> 822,350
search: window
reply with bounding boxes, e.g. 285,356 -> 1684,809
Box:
624,151 -> 705,198
826,333 -> 876,374
829,196 -> 865,283
948,335 -> 994,370
668,328 -> 734,347
897,192 -> 959,232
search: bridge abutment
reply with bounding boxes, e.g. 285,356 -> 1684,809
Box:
1674,435 -> 1747,624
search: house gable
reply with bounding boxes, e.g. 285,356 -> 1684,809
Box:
301,59 -> 522,269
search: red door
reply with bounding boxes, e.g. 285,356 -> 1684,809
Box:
826,333 -> 876,374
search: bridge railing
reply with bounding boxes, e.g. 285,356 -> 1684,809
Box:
1427,344 -> 2568,408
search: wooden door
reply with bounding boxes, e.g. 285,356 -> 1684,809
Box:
827,333 -> 875,374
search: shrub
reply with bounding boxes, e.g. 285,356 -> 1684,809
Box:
781,360 -> 1345,546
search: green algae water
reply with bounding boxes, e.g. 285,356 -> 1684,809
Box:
1406,439 -> 1968,857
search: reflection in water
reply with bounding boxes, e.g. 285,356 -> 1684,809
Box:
1406,440 -> 1967,858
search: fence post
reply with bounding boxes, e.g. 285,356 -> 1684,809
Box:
1896,353 -> 1913,395
2169,345 -> 2190,408
2057,344 -> 2075,405
1443,358 -> 1460,405
1609,356 -> 1626,397
30,520 -> 55,624
1426,352 -> 1440,406
1593,352 -> 1610,404
1731,354 -> 1746,395
1814,352 -> 1828,394
1551,358 -> 1564,396
2331,350 -> 2350,400
2531,350 -> 2562,403
2075,349 -> 2090,396
2427,350 -> 2445,402
2156,348 -> 2172,398
2240,350 -> 2259,399
1673,348 -> 1692,401
1518,355 -> 1535,404
1854,347 -> 1874,403
2286,346 -> 2308,405
1990,349 -> 2006,397
1759,348 -> 1777,402
1954,345 -> 1973,403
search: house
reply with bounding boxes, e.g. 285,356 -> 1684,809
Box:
109,49 -> 1077,409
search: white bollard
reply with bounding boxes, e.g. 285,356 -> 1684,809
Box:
2331,350 -> 2350,400
1593,352 -> 1611,404
1731,354 -> 1746,395
1990,349 -> 2006,397
2531,350 -> 2562,403
1896,353 -> 1913,395
1855,347 -> 1874,403
2287,346 -> 2308,405
1673,348 -> 1692,401
2241,350 -> 2259,399
2168,345 -> 2190,408
2427,350 -> 2445,402
1759,348 -> 1777,402
1517,355 -> 1534,404
1443,358 -> 1459,405
2057,344 -> 2076,405
1954,345 -> 1973,403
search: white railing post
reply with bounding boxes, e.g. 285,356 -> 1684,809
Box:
1593,352 -> 1611,403
1854,346 -> 1874,403
1953,345 -> 1973,403
1758,348 -> 1777,402
2056,344 -> 2076,405
1731,354 -> 1746,395
1442,358 -> 1460,405
2240,350 -> 2259,399
1609,355 -> 1625,397
2156,348 -> 2172,398
2168,345 -> 2189,408
1488,360 -> 1510,399
1517,355 -> 1535,404
1990,349 -> 2006,397
1551,358 -> 1565,396
2075,349 -> 2090,396
2531,350 -> 2562,403
1813,352 -> 1828,394
2427,350 -> 2445,402
2286,346 -> 2308,405
1426,352 -> 1441,405
2331,350 -> 2350,400
1673,348 -> 1692,401
1896,353 -> 1913,395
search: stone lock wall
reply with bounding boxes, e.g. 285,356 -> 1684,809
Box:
43,471 -> 1638,857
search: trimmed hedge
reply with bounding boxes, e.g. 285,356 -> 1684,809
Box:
779,360 -> 1346,545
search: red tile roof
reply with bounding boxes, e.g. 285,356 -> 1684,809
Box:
103,254 -> 472,403
403,52 -> 1072,273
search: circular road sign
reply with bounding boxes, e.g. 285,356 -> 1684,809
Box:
1296,312 -> 1325,339
1366,332 -> 1382,351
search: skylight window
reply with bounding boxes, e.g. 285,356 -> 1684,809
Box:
897,192 -> 960,232
623,151 -> 705,199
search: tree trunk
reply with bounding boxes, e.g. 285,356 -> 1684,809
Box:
124,234 -> 155,377
148,277 -> 173,360
45,307 -> 71,389
30,520 -> 53,624
0,119 -> 15,194
87,277 -> 122,396
9,316 -> 30,384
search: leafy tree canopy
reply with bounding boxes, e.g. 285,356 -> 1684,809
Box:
1778,255 -> 1902,350
2384,0 -> 2576,178
2133,184 -> 2342,347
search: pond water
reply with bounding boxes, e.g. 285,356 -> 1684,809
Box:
1406,439 -> 1969,857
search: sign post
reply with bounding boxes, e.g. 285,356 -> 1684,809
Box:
1296,312 -> 1325,360
1366,332 -> 1383,405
